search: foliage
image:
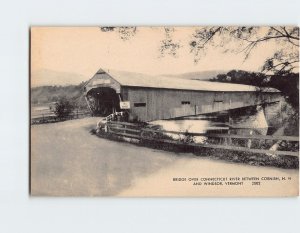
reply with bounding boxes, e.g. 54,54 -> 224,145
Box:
159,27 -> 181,57
99,26 -> 299,109
188,26 -> 299,74
100,26 -> 299,75
100,27 -> 136,40
54,97 -> 74,118
211,70 -> 299,109
268,73 -> 299,108
210,70 -> 268,86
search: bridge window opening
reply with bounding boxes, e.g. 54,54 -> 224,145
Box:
134,103 -> 146,107
181,101 -> 190,105
214,92 -> 224,102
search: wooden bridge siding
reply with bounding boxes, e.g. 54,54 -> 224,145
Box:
124,87 -> 282,122
85,71 -> 282,122
125,87 -> 198,121
84,73 -> 281,122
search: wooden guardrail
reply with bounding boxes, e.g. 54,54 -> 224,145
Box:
31,110 -> 91,124
106,121 -> 299,157
107,121 -> 142,139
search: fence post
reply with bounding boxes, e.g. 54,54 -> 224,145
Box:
247,139 -> 252,149
247,130 -> 253,149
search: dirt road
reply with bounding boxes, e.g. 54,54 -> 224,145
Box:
31,117 -> 298,196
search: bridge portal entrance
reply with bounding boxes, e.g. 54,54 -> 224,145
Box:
86,87 -> 120,116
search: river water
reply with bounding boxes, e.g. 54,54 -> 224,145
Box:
151,99 -> 299,138
151,110 -> 293,144
153,117 -> 257,143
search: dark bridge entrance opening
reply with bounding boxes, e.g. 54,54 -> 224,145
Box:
86,87 -> 120,116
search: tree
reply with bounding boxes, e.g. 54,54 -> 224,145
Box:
100,27 -> 137,40
211,69 -> 299,109
189,26 -> 299,75
100,26 -> 299,75
99,26 -> 299,109
54,97 -> 74,119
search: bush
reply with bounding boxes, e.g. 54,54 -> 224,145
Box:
54,97 -> 74,118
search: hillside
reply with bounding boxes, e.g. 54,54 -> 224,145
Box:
31,83 -> 87,108
31,69 -> 87,87
166,70 -> 227,81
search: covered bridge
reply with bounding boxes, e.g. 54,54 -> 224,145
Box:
83,69 -> 281,122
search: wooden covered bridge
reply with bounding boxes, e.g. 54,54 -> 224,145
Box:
83,68 -> 281,123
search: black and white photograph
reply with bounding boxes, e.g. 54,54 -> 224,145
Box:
30,26 -> 299,196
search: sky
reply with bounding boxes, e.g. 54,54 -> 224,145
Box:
31,27 -> 281,86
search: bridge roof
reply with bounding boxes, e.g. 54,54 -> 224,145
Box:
95,69 -> 279,93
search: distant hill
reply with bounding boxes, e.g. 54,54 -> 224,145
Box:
31,69 -> 87,87
31,69 -> 89,108
31,83 -> 87,108
165,70 -> 227,81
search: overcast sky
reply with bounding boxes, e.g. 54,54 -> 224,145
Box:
31,27 -> 280,86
